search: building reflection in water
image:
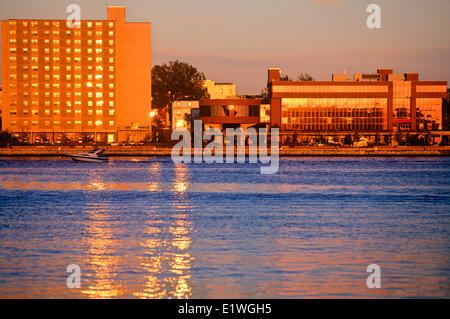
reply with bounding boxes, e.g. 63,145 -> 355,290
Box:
134,162 -> 194,298
81,172 -> 124,298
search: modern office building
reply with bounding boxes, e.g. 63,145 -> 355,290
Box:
1,5 -> 151,143
268,68 -> 447,134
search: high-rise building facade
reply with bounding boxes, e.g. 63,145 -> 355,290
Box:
1,6 -> 151,143
268,68 -> 447,133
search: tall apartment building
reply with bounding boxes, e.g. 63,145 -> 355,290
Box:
1,5 -> 151,143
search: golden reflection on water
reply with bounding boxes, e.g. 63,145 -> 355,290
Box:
81,205 -> 125,298
134,163 -> 193,298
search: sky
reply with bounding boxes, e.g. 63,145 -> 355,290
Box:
0,0 -> 449,94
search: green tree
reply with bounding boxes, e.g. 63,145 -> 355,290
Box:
297,73 -> 316,81
151,60 -> 210,126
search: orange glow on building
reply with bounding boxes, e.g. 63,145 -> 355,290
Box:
1,5 -> 151,143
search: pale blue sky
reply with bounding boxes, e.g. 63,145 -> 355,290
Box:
1,0 -> 449,94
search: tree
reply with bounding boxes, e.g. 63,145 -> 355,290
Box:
280,74 -> 292,81
151,60 -> 210,126
183,113 -> 192,132
297,73 -> 316,81
0,131 -> 17,148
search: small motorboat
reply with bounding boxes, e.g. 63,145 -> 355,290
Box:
66,148 -> 109,162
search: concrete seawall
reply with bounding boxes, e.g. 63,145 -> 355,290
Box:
1,146 -> 450,157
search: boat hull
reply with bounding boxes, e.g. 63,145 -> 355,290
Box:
69,155 -> 109,162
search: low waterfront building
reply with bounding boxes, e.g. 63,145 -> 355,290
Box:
1,5 -> 152,144
268,68 -> 447,137
203,80 -> 236,99
199,98 -> 262,131
171,100 -> 199,130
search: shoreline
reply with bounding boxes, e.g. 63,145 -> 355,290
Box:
1,146 -> 450,157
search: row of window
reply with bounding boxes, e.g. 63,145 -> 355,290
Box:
282,98 -> 388,108
10,47 -> 114,54
10,109 -> 115,116
10,72 -> 115,82
9,78 -> 115,89
416,85 -> 447,93
8,53 -> 114,63
273,85 -> 388,93
10,99 -> 114,107
10,120 -> 115,127
9,20 -> 114,28
199,105 -> 260,117
10,38 -> 113,45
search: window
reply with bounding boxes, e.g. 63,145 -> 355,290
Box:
96,110 -> 103,115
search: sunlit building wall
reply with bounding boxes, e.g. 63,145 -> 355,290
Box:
0,86 -> 2,130
199,98 -> 261,131
268,68 -> 447,132
203,80 -> 236,99
171,100 -> 199,130
1,5 -> 151,143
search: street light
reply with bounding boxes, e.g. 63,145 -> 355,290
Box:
149,110 -> 156,142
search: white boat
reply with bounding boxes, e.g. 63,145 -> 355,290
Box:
66,148 -> 109,162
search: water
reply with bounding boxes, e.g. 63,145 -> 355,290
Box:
0,157 -> 449,298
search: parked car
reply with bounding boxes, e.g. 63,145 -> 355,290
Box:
34,138 -> 41,144
354,137 -> 370,148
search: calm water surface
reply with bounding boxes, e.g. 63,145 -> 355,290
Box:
0,157 -> 449,298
